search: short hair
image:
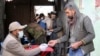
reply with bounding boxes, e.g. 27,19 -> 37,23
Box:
64,2 -> 79,12
64,4 -> 75,11
35,14 -> 39,17
39,13 -> 45,18
50,11 -> 56,15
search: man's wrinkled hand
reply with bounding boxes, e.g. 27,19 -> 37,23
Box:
70,41 -> 83,49
48,40 -> 57,47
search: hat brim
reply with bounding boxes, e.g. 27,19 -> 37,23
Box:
18,24 -> 27,30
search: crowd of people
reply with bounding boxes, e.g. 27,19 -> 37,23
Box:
23,11 -> 63,56
1,1 -> 95,56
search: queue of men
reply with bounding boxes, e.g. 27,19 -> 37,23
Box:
2,1 -> 95,56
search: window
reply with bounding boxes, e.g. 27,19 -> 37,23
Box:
34,6 -> 54,16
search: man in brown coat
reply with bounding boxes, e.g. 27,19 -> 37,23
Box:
2,21 -> 48,56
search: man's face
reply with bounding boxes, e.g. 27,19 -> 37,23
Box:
14,29 -> 23,37
35,16 -> 39,20
65,8 -> 75,19
51,14 -> 56,19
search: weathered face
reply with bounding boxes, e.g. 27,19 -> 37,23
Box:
65,8 -> 75,19
13,29 -> 23,37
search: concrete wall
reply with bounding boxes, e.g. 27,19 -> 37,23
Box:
0,0 -> 5,41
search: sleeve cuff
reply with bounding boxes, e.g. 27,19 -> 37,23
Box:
81,40 -> 86,45
57,39 -> 61,43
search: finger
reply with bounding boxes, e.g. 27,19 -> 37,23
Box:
48,44 -> 54,47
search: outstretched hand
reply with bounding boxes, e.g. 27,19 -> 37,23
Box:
70,41 -> 83,49
48,40 -> 58,47
39,43 -> 48,51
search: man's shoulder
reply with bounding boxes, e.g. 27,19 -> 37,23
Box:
3,34 -> 16,42
3,34 -> 18,47
80,13 -> 87,18
80,13 -> 91,22
79,13 -> 88,22
6,40 -> 19,48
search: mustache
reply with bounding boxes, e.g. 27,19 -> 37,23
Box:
68,16 -> 73,19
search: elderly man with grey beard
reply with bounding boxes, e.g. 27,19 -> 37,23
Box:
48,1 -> 95,56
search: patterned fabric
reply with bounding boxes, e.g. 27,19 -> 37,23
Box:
26,23 -> 45,40
25,23 -> 46,44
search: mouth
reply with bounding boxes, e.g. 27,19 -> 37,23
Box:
68,16 -> 73,19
